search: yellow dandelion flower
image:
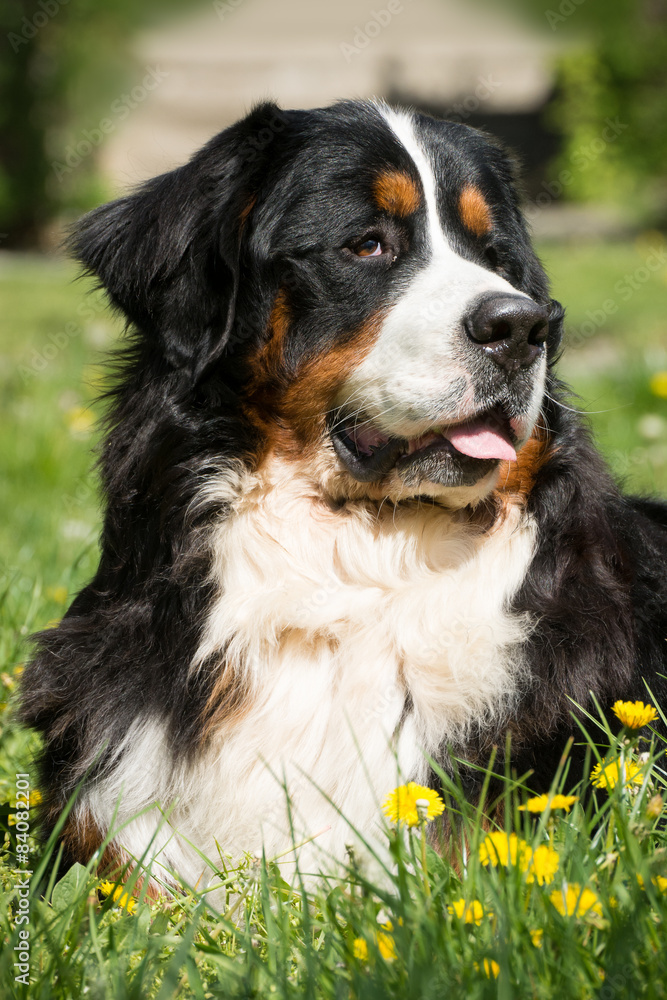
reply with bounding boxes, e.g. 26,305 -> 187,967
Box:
376,914 -> 403,931
590,757 -> 645,790
526,844 -> 560,886
353,932 -> 395,962
479,831 -> 532,871
377,932 -> 396,961
98,880 -> 137,914
549,884 -> 603,919
650,371 -> 667,399
612,700 -> 658,730
519,793 -> 578,813
482,959 -> 500,978
637,873 -> 667,893
447,898 -> 484,925
381,783 -> 445,827
352,938 -> 368,961
65,406 -> 96,436
530,928 -> 544,948
46,585 -> 68,605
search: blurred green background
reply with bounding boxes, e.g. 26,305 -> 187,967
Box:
0,9 -> 665,991
0,0 -> 666,683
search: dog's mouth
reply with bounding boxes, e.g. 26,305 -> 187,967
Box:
330,404 -> 518,485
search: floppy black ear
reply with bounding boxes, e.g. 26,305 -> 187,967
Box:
547,298 -> 565,355
69,102 -> 287,383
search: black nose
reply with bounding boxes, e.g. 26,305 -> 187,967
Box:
465,294 -> 549,372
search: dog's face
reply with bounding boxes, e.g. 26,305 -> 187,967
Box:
73,100 -> 562,506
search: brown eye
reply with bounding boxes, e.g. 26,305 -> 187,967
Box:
484,246 -> 499,269
356,239 -> 383,257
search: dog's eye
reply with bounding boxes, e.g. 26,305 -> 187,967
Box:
355,239 -> 383,257
484,246 -> 499,269
484,244 -> 511,278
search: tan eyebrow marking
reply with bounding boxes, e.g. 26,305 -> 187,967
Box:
373,170 -> 421,217
458,185 -> 493,236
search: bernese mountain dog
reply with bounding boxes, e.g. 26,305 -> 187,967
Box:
20,100 -> 667,891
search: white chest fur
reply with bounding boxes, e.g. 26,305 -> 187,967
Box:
87,460 -> 536,888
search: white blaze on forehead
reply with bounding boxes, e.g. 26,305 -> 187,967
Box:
336,106 -> 543,440
382,105 -> 528,303
382,107 -> 457,260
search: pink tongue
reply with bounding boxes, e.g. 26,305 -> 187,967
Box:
444,420 -> 517,461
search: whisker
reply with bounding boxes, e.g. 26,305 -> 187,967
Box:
328,398 -> 412,438
542,390 -> 630,417
376,495 -> 390,521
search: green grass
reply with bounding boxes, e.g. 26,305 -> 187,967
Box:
543,233 -> 667,497
1,239 -> 667,998
1,713 -> 667,997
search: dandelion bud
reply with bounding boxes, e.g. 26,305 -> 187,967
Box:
415,798 -> 430,823
382,784 -> 445,826
646,794 -> 664,820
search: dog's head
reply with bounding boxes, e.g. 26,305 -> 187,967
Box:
72,100 -> 563,506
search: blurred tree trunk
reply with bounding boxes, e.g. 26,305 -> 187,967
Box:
0,0 -> 64,248
0,0 -> 190,249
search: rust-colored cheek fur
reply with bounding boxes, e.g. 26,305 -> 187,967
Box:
59,809 -> 119,874
495,431 -> 553,506
246,292 -> 385,459
458,185 -> 493,236
373,169 -> 421,217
